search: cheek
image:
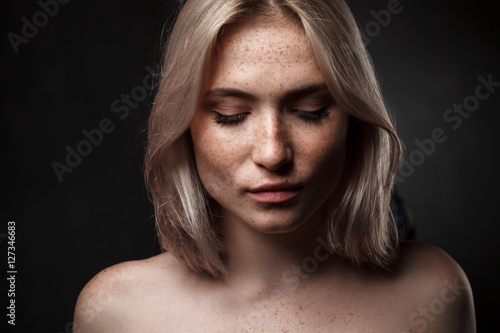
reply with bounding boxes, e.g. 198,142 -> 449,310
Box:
322,139 -> 347,184
297,118 -> 348,187
190,124 -> 245,198
309,137 -> 346,181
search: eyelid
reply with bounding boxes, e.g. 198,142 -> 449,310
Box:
288,99 -> 332,111
212,111 -> 248,125
204,99 -> 252,117
291,104 -> 328,112
210,105 -> 249,112
287,95 -> 335,110
293,106 -> 330,122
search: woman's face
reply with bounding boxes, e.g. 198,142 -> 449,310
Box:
190,15 -> 349,234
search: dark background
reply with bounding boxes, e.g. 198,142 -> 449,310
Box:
2,0 -> 499,331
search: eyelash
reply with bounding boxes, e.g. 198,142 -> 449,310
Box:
294,107 -> 330,122
212,113 -> 247,125
212,107 -> 330,126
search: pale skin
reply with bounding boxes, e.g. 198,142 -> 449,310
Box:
73,14 -> 475,332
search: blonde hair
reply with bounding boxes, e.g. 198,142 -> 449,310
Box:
145,0 -> 402,277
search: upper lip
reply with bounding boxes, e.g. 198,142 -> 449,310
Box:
247,182 -> 302,192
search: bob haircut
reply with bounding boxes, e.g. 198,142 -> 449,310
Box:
145,0 -> 402,278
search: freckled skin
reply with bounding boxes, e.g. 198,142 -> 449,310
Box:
73,14 -> 475,333
190,17 -> 349,234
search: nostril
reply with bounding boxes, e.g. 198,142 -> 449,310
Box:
251,114 -> 293,171
253,141 -> 293,171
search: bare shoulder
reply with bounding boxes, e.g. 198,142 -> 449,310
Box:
396,241 -> 466,277
73,252 -> 185,333
393,241 -> 476,333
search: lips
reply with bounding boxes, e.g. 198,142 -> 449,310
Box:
246,183 -> 302,203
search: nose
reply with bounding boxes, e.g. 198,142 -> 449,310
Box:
252,114 -> 293,171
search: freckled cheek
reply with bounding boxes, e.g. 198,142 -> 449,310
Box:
192,130 -> 247,196
297,130 -> 347,181
322,141 -> 347,174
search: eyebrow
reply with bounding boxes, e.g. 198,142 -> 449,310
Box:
284,83 -> 329,99
204,88 -> 256,101
203,83 -> 329,102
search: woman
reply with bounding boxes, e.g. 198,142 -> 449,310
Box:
74,0 -> 475,331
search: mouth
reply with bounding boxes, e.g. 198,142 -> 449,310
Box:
246,183 -> 302,204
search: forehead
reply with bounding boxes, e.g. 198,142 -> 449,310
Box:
217,15 -> 313,64
205,14 -> 323,94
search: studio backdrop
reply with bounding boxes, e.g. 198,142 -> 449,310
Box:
1,0 -> 499,331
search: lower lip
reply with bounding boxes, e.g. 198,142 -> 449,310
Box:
247,189 -> 300,203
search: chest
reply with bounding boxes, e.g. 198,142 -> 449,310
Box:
136,288 -> 415,333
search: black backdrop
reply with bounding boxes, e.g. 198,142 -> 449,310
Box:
2,0 -> 499,331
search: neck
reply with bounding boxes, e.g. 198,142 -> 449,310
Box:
219,205 -> 336,298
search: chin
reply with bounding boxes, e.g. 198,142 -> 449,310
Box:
251,222 -> 301,234
244,210 -> 316,234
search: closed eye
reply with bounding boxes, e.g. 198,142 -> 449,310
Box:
212,106 -> 331,125
212,112 -> 248,125
293,107 -> 330,122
